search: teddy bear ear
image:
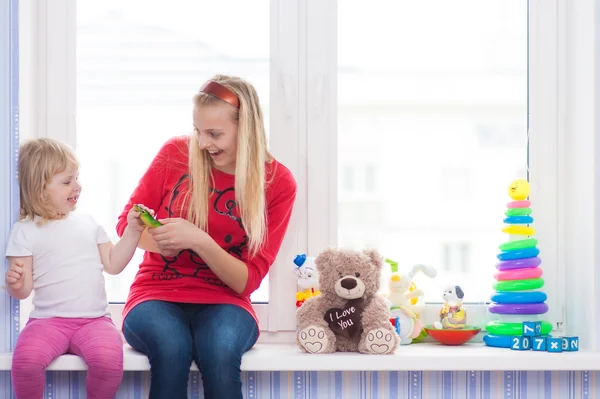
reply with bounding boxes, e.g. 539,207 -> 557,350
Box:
362,248 -> 383,267
315,247 -> 337,272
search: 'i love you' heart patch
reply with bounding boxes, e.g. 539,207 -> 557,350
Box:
324,299 -> 364,340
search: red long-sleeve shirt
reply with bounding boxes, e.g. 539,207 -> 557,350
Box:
116,136 -> 296,327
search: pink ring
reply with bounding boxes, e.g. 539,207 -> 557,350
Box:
507,200 -> 531,208
494,267 -> 543,281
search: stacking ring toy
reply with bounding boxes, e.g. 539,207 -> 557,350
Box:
488,302 -> 549,315
494,267 -> 542,281
505,208 -> 532,217
485,321 -> 552,336
491,291 -> 547,304
493,278 -> 544,292
503,216 -> 534,224
502,225 -> 535,236
496,256 -> 541,270
499,238 -> 538,251
507,200 -> 531,208
496,247 -> 540,261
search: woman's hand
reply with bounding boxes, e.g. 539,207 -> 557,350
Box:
149,218 -> 204,255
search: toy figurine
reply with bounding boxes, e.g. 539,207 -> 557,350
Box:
294,254 -> 320,308
134,204 -> 162,228
439,285 -> 467,329
385,259 -> 437,344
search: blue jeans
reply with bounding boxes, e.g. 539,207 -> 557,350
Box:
123,300 -> 259,399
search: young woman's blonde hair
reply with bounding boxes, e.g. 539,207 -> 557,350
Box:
19,138 -> 79,222
187,74 -> 272,256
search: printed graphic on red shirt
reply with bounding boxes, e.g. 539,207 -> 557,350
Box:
152,173 -> 247,287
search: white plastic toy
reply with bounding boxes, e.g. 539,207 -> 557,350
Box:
293,254 -> 320,307
385,259 -> 437,344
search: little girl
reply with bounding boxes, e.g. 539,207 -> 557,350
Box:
4,138 -> 150,399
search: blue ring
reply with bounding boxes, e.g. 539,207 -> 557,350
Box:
497,247 -> 540,261
484,334 -> 551,348
483,334 -> 514,348
491,291 -> 547,304
504,216 -> 534,224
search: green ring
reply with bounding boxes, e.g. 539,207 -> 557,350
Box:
485,321 -> 552,336
493,278 -> 544,292
499,238 -> 538,251
505,208 -> 532,216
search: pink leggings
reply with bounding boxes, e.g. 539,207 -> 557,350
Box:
12,317 -> 123,399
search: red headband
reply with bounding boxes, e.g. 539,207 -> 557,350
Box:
199,81 -> 240,109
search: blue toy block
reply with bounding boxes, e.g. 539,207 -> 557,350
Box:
522,321 -> 542,337
532,337 -> 547,351
568,336 -> 579,352
511,336 -> 531,351
547,338 -> 563,353
561,337 -> 570,351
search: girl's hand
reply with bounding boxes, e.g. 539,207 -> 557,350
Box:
5,260 -> 25,289
127,204 -> 154,233
149,218 -> 204,253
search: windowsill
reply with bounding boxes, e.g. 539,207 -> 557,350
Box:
0,343 -> 598,372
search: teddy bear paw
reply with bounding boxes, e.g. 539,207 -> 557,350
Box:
364,328 -> 396,354
298,326 -> 329,354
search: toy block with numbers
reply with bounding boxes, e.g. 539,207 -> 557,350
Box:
559,336 -> 579,352
532,337 -> 547,351
547,338 -> 562,353
511,336 -> 531,351
522,321 -> 542,337
568,337 -> 579,351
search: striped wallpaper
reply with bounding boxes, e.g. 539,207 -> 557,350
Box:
0,370 -> 597,398
0,2 -> 597,399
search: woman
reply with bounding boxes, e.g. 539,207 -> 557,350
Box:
116,75 -> 297,399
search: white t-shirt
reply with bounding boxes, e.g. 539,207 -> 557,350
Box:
5,212 -> 112,318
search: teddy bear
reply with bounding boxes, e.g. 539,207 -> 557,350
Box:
296,248 -> 399,354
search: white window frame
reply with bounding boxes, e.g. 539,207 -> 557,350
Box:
17,0 -> 304,338
301,0 -> 566,336
21,0 -> 597,346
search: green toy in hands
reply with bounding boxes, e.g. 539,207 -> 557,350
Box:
133,204 -> 162,228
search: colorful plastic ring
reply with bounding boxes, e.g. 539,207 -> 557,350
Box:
491,291 -> 547,304
493,278 -> 544,292
503,216 -> 534,224
505,208 -> 532,217
488,302 -> 549,315
496,247 -> 540,261
494,267 -> 542,281
502,225 -> 536,236
493,314 -> 545,323
507,200 -> 531,209
485,321 -> 553,336
499,238 -> 538,251
496,257 -> 542,270
484,334 -> 551,348
483,334 -> 514,348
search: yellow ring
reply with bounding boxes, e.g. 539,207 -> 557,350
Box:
502,225 -> 535,236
